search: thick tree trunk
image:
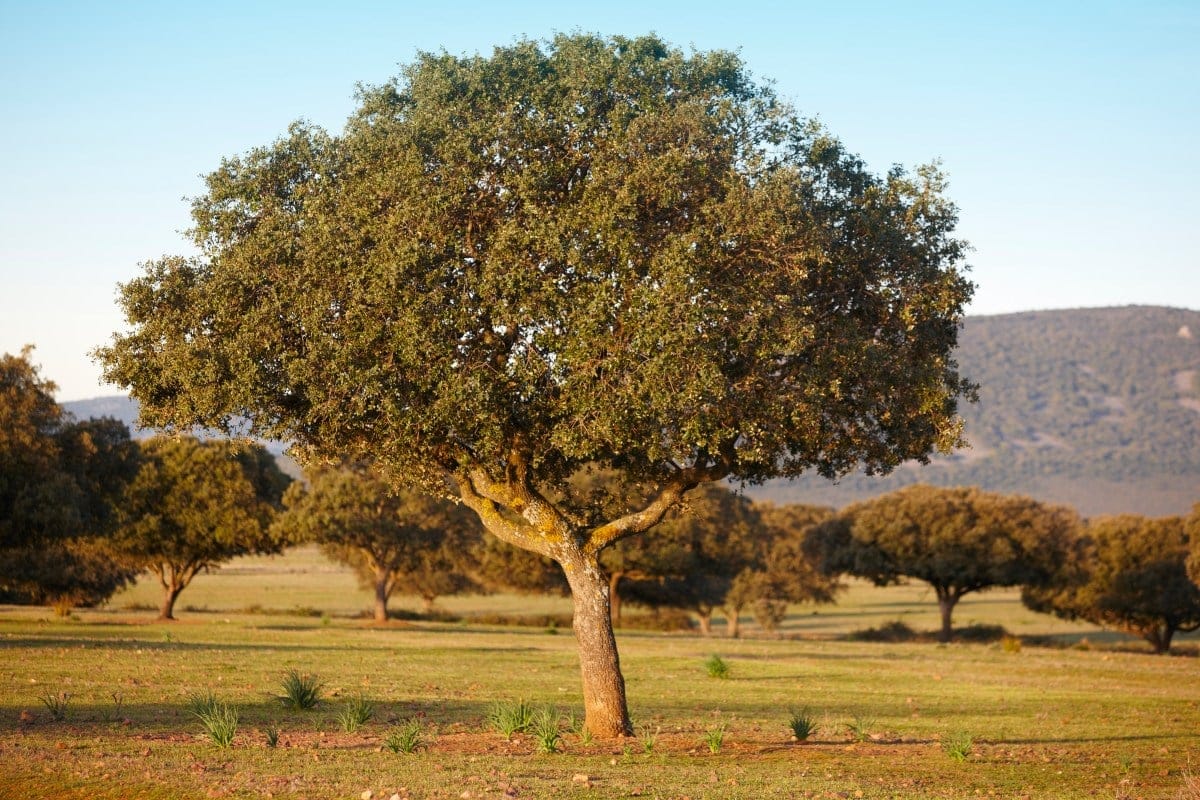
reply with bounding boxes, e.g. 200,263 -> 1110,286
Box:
373,568 -> 390,623
726,609 -> 742,639
696,611 -> 712,636
936,589 -> 959,643
1147,623 -> 1174,655
562,553 -> 632,738
159,583 -> 183,621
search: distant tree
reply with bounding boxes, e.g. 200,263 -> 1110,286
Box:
723,503 -> 840,636
96,34 -> 974,736
602,484 -> 760,634
115,437 -> 290,620
1023,514 -> 1200,654
273,463 -> 483,621
0,349 -> 142,609
812,485 -> 1079,642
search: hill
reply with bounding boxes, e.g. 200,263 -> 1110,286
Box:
752,305 -> 1200,516
65,306 -> 1200,517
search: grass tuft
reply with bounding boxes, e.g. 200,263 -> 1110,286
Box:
384,719 -> 424,754
487,698 -> 536,737
279,669 -> 323,710
942,730 -> 973,762
193,699 -> 238,748
846,715 -> 875,742
528,707 -> 562,753
37,690 -> 70,721
336,693 -> 374,732
703,723 -> 726,754
788,708 -> 819,741
704,654 -> 730,679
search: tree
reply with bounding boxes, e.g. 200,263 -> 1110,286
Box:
813,485 -> 1078,642
723,503 -> 840,636
602,483 -> 761,634
0,349 -> 142,609
96,34 -> 974,736
272,463 -> 483,622
115,436 -> 290,620
1023,514 -> 1200,654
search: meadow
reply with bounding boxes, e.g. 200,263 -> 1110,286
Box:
2,547 -> 1197,799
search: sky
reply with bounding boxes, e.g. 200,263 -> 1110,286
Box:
1,1 -> 1197,401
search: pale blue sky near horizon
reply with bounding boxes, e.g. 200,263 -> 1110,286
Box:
2,1 -> 1197,401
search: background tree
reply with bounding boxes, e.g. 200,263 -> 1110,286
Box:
601,484 -> 761,634
723,502 -> 840,636
97,34 -> 974,736
1023,514 -> 1200,654
812,485 -> 1078,642
115,436 -> 290,620
0,349 -> 142,609
273,463 -> 483,622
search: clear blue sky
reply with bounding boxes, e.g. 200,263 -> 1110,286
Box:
2,0 -> 1197,401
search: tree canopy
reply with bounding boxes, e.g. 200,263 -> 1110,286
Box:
97,34 -> 974,736
115,436 -> 291,620
812,485 -> 1078,641
1023,514 -> 1200,654
273,462 -> 484,621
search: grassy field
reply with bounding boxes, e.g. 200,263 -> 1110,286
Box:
2,547 -> 1198,799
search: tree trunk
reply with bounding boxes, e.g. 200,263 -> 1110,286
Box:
936,588 -> 959,643
562,552 -> 632,738
159,582 -> 183,621
420,594 -> 436,614
726,608 -> 742,638
696,610 -> 712,636
1147,623 -> 1174,655
373,567 -> 390,623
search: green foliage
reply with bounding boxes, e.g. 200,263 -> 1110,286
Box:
383,719 -> 424,754
0,349 -> 141,607
37,690 -> 70,721
114,436 -> 291,619
185,689 -> 219,718
263,724 -> 279,748
813,485 -> 1080,642
846,715 -> 876,743
942,731 -> 973,762
337,693 -> 374,732
272,463 -> 484,622
703,724 -> 726,754
279,669 -> 323,710
528,707 -> 562,754
487,699 -> 537,738
1023,514 -> 1200,653
788,709 -> 818,741
638,724 -> 658,754
193,699 -> 238,748
704,654 -> 730,679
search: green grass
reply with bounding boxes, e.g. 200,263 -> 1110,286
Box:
2,546 -> 1198,798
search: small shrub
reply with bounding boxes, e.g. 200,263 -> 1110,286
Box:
788,708 -> 818,741
703,723 -> 726,754
37,690 -> 70,721
529,707 -> 562,753
846,715 -> 875,743
279,669 -> 323,710
639,724 -> 658,754
338,693 -> 374,732
1000,635 -> 1022,653
185,689 -> 219,718
942,731 -> 973,762
487,699 -> 536,737
384,719 -> 424,754
705,654 -> 730,679
264,724 -> 279,748
194,700 -> 238,748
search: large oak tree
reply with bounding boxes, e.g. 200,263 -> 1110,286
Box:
96,34 -> 974,736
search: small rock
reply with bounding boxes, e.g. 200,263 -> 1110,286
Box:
571,774 -> 591,784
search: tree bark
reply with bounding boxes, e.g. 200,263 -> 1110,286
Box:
696,611 -> 712,636
158,582 -> 183,621
373,566 -> 390,623
726,608 -> 742,639
562,552 -> 632,738
936,588 -> 959,643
